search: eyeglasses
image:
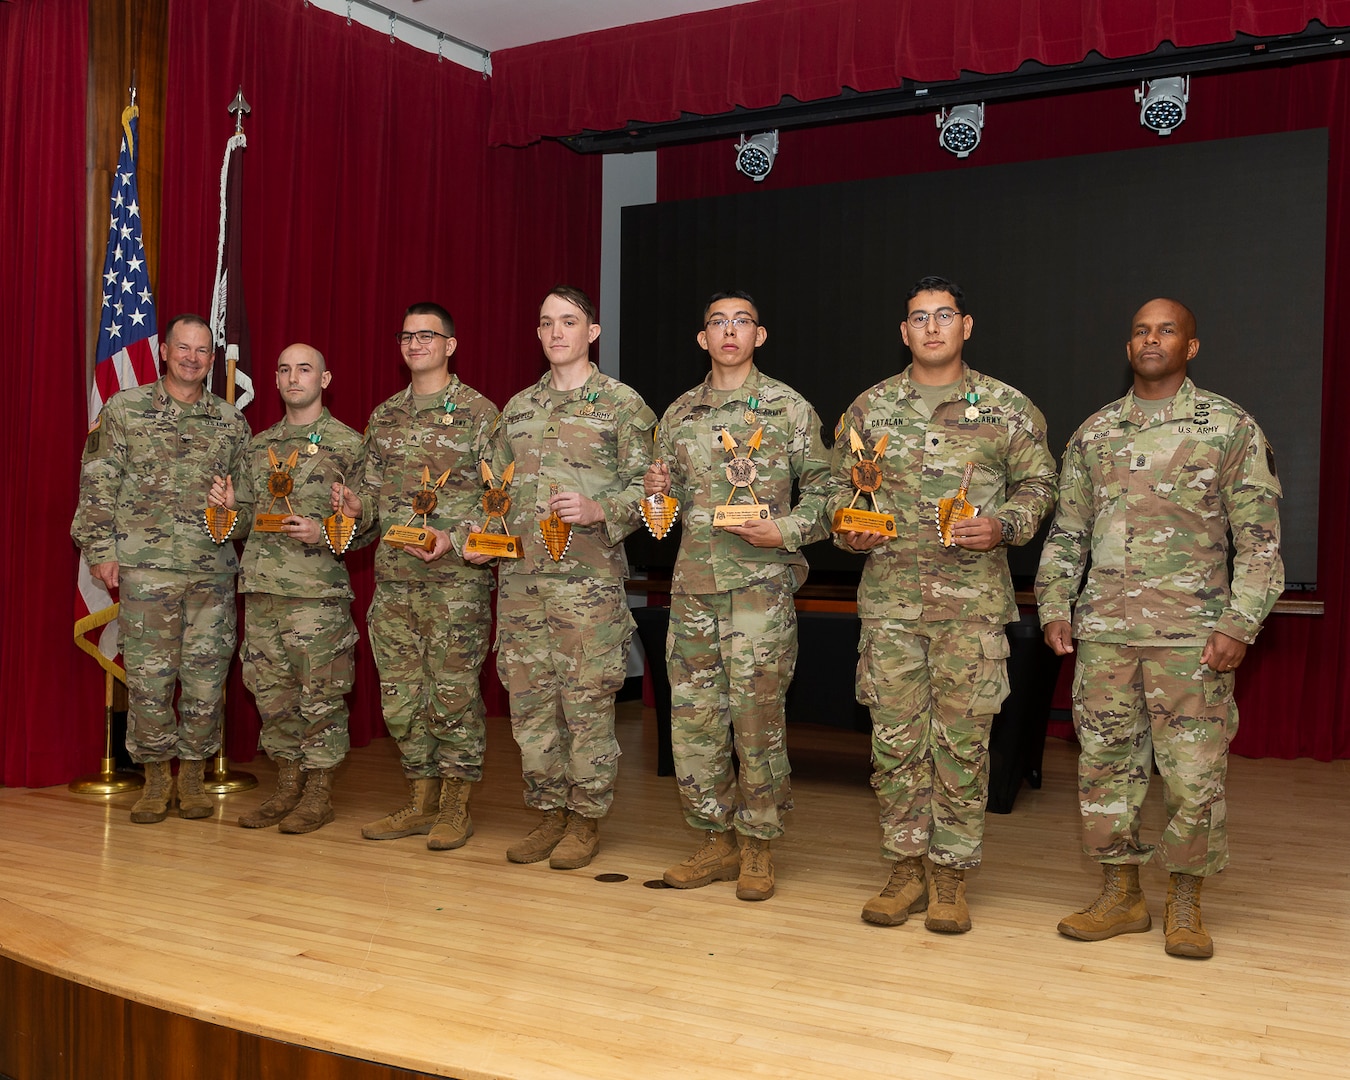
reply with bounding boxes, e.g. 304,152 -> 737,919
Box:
905,308 -> 963,329
705,317 -> 758,334
395,330 -> 450,346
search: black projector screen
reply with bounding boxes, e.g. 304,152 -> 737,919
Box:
621,129 -> 1325,588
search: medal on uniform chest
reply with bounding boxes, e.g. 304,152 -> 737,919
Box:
963,391 -> 980,421
712,426 -> 773,528
203,453 -> 239,543
255,446 -> 300,532
639,424 -> 679,540
935,461 -> 997,546
743,395 -> 759,426
440,399 -> 457,426
382,465 -> 450,551
465,460 -> 523,558
306,431 -> 321,456
831,428 -> 896,537
323,471 -> 357,556
580,392 -> 598,417
539,481 -> 573,562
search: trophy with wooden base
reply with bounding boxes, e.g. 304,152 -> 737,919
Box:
383,466 -> 450,552
639,425 -> 679,540
712,427 -> 773,527
255,447 -> 299,532
936,461 -> 983,547
832,427 -> 896,537
539,482 -> 573,562
465,461 -> 523,559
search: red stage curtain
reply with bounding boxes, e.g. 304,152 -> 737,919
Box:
488,0 -> 1350,146
657,60 -> 1350,761
0,0 -> 104,787
159,0 -> 602,762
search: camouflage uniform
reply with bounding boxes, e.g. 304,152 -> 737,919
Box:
359,377 -> 497,781
239,409 -> 372,770
491,364 -> 655,817
71,379 -> 253,762
1035,378 -> 1283,875
658,365 -> 832,839
827,364 -> 1057,869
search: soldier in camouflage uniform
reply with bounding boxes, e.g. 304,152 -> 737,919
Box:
233,344 -> 373,835
644,290 -> 832,902
331,303 -> 498,852
828,276 -> 1057,933
1036,298 -> 1283,959
467,287 -> 654,870
72,313 -> 253,824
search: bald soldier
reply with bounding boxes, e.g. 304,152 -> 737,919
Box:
72,313 -> 253,823
234,345 -> 372,834
1036,298 -> 1283,959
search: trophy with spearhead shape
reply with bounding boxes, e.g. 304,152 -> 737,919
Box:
712,426 -> 772,527
832,427 -> 896,537
383,465 -> 450,551
465,460 -> 523,558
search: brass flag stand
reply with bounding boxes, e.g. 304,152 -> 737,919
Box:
68,663 -> 141,797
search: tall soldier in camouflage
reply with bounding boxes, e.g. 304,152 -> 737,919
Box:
331,303 -> 498,852
232,344 -> 373,834
828,276 -> 1057,933
1036,298 -> 1283,959
644,290 -> 831,901
72,313 -> 254,824
467,287 -> 654,870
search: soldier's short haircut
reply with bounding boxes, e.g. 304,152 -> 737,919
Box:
702,289 -> 759,323
404,302 -> 455,338
905,276 -> 966,313
544,286 -> 597,324
162,313 -> 211,342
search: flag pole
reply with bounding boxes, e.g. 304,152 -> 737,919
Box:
206,86 -> 257,796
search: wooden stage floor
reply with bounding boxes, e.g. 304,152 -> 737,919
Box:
1,703 -> 1348,1080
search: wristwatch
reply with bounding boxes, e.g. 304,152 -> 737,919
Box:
998,517 -> 1015,546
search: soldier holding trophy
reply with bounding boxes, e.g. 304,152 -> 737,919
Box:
330,303 -> 498,853
644,290 -> 831,902
829,275 -> 1057,934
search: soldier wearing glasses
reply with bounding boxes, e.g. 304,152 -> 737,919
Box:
644,290 -> 832,902
829,275 -> 1057,933
331,303 -> 498,853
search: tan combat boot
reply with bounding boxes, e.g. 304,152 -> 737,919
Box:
362,777 -> 441,840
177,758 -> 214,820
663,830 -> 740,889
1164,873 -> 1214,959
1058,863 -> 1151,941
550,811 -> 600,870
238,759 -> 303,829
925,864 -> 971,933
427,778 -> 473,850
861,856 -> 928,926
130,760 -> 175,824
736,836 -> 775,901
506,809 -> 568,863
278,767 -> 336,835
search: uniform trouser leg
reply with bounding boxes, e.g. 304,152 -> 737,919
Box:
1073,641 -> 1237,875
120,569 -> 235,763
860,620 -> 1009,869
496,575 -> 633,817
666,581 -> 796,840
241,593 -> 357,770
368,579 -> 491,781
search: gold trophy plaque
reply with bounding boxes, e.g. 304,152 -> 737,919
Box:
203,460 -> 238,543
832,428 -> 896,536
936,461 -> 981,547
639,425 -> 679,540
712,427 -> 772,528
255,447 -> 300,532
465,461 -> 523,559
323,472 -> 357,557
539,482 -> 573,562
383,466 -> 449,551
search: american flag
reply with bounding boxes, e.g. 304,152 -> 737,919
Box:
75,104 -> 159,668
